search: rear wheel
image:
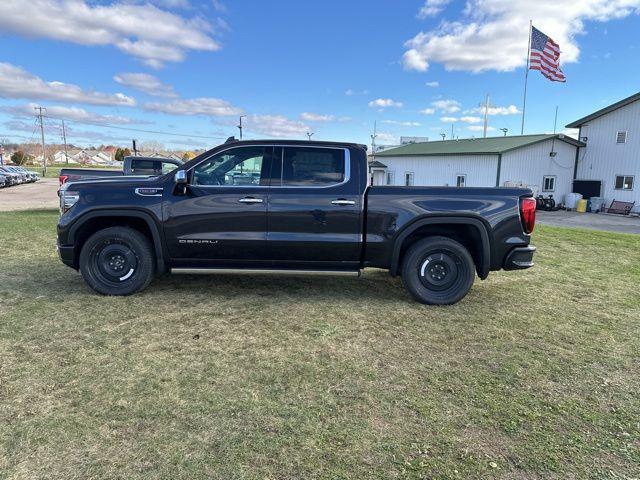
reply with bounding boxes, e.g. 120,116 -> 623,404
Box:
401,236 -> 475,305
79,226 -> 155,296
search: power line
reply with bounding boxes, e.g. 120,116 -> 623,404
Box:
42,115 -> 229,141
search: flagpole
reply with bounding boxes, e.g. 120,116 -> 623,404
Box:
520,19 -> 532,135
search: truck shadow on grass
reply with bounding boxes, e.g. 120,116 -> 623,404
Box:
148,269 -> 412,303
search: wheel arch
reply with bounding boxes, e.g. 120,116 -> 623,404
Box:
68,209 -> 165,272
390,215 -> 492,279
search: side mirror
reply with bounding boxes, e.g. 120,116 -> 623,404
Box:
175,170 -> 187,185
174,169 -> 188,195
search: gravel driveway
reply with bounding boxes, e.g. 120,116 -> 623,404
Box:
0,178 -> 59,211
537,210 -> 640,234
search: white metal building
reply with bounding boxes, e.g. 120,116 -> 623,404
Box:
370,134 -> 584,200
566,91 -> 640,211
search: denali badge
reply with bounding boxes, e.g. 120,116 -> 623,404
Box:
179,239 -> 219,245
135,187 -> 163,196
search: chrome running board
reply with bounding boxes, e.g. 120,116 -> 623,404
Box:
171,268 -> 362,277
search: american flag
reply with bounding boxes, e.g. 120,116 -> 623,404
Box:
529,26 -> 566,82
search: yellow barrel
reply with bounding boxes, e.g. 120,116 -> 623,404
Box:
576,199 -> 588,213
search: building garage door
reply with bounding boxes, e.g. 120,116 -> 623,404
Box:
573,180 -> 602,199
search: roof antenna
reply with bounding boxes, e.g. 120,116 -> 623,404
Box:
224,136 -> 237,144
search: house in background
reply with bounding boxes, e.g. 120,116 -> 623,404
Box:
566,91 -> 640,211
371,134 -> 584,200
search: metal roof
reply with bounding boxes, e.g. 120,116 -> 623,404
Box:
566,91 -> 640,128
374,134 -> 584,157
368,160 -> 388,168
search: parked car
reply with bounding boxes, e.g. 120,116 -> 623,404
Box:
13,166 -> 39,182
0,166 -> 22,185
5,166 -> 28,183
57,138 -> 536,304
0,173 -> 7,188
59,156 -> 182,188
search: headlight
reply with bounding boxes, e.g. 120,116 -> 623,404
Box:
60,190 -> 80,214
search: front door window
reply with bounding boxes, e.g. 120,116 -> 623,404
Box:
192,146 -> 267,186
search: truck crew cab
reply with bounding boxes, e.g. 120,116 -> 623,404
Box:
57,138 -> 536,305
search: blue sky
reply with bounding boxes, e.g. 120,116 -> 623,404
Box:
0,0 -> 639,150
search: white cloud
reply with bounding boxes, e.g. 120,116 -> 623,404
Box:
211,0 -> 227,12
3,103 -> 147,125
145,97 -> 242,116
345,88 -> 369,96
114,73 -> 177,98
425,81 -> 439,87
381,120 -> 422,127
468,125 -> 496,132
432,99 -> 461,113
402,0 -> 640,72
368,98 -> 403,109
244,114 -> 309,138
417,0 -> 451,18
0,0 -> 221,68
0,63 -> 136,106
440,116 -> 459,123
460,115 -> 482,123
376,132 -> 397,144
146,0 -> 191,8
466,105 -> 520,116
402,48 -> 430,71
420,108 -> 436,115
300,112 -> 335,122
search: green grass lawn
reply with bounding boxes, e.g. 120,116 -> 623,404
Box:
1,210 -> 639,479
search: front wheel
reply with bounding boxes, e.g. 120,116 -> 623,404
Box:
79,226 -> 155,296
401,236 -> 475,305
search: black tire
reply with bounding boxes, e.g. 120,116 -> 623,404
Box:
79,226 -> 155,296
401,236 -> 475,305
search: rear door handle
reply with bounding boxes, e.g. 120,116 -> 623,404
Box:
331,199 -> 356,206
238,196 -> 263,204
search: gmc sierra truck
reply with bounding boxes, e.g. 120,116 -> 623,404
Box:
57,139 -> 536,304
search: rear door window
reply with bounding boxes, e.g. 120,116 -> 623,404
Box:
280,147 -> 345,187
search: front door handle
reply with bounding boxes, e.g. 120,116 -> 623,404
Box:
331,199 -> 356,206
238,196 -> 263,204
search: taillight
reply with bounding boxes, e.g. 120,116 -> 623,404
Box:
520,197 -> 536,234
59,175 -> 68,186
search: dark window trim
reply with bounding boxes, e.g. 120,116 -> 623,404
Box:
614,174 -> 634,191
542,175 -> 556,192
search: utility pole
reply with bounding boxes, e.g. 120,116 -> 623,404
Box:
478,94 -> 495,138
451,123 -> 454,140
132,139 -> 138,156
370,121 -> 377,156
306,132 -> 314,141
61,120 -> 69,164
500,128 -> 508,136
238,115 -> 246,140
0,144 -> 4,166
35,106 -> 47,175
440,133 -> 446,141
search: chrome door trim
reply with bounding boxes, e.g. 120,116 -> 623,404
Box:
238,197 -> 264,204
184,145 -> 351,190
331,199 -> 356,206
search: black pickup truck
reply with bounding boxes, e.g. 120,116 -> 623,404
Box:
57,139 -> 536,304
59,156 -> 182,187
